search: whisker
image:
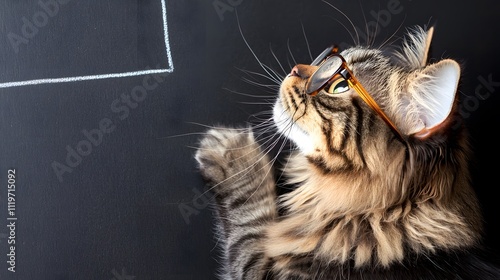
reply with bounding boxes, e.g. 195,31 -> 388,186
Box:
357,0 -> 370,47
237,67 -> 281,84
262,63 -> 285,82
269,43 -> 288,77
240,77 -> 280,90
287,38 -> 298,66
286,56 -> 294,72
378,15 -> 407,50
272,121 -> 298,185
239,101 -> 276,105
322,0 -> 360,45
301,22 -> 314,62
239,132 -> 289,206
186,122 -> 255,132
223,87 -> 276,99
323,16 -> 357,47
156,131 -> 208,140
235,10 -> 284,87
371,2 -> 383,47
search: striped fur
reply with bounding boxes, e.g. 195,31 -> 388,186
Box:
195,26 -> 500,279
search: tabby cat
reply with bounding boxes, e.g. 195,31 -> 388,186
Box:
194,26 -> 500,279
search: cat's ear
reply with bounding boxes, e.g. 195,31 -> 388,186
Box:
420,26 -> 434,67
406,59 -> 461,139
397,26 -> 434,69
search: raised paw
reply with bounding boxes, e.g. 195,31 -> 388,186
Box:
195,127 -> 265,190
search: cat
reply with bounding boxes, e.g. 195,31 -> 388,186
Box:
194,25 -> 500,279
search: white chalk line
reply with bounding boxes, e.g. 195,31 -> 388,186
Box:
0,0 -> 174,89
0,69 -> 174,89
161,0 -> 174,73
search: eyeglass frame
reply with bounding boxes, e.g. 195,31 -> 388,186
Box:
305,46 -> 405,142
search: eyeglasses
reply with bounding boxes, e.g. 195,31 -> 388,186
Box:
305,46 -> 404,141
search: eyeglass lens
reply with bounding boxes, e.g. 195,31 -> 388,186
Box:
311,46 -> 336,66
306,55 -> 343,94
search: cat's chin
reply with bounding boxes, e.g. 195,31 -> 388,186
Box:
273,100 -> 314,154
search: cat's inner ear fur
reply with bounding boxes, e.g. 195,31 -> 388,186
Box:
392,26 -> 461,138
404,59 -> 461,138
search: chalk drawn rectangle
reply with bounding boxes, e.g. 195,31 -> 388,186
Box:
0,0 -> 173,89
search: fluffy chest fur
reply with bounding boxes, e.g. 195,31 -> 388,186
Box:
266,153 -> 479,268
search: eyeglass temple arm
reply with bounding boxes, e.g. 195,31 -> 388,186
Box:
340,68 -> 405,141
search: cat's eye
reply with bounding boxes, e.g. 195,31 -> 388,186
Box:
305,45 -> 405,141
326,77 -> 349,94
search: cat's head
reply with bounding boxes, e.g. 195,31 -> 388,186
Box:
272,26 -> 472,206
274,26 -> 462,169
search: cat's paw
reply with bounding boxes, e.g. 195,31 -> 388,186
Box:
195,127 -> 262,191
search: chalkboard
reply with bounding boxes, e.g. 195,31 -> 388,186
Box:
1,0 -> 499,279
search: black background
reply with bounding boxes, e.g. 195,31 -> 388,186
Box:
0,0 -> 499,279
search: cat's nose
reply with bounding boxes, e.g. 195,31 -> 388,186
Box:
289,64 -> 316,79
